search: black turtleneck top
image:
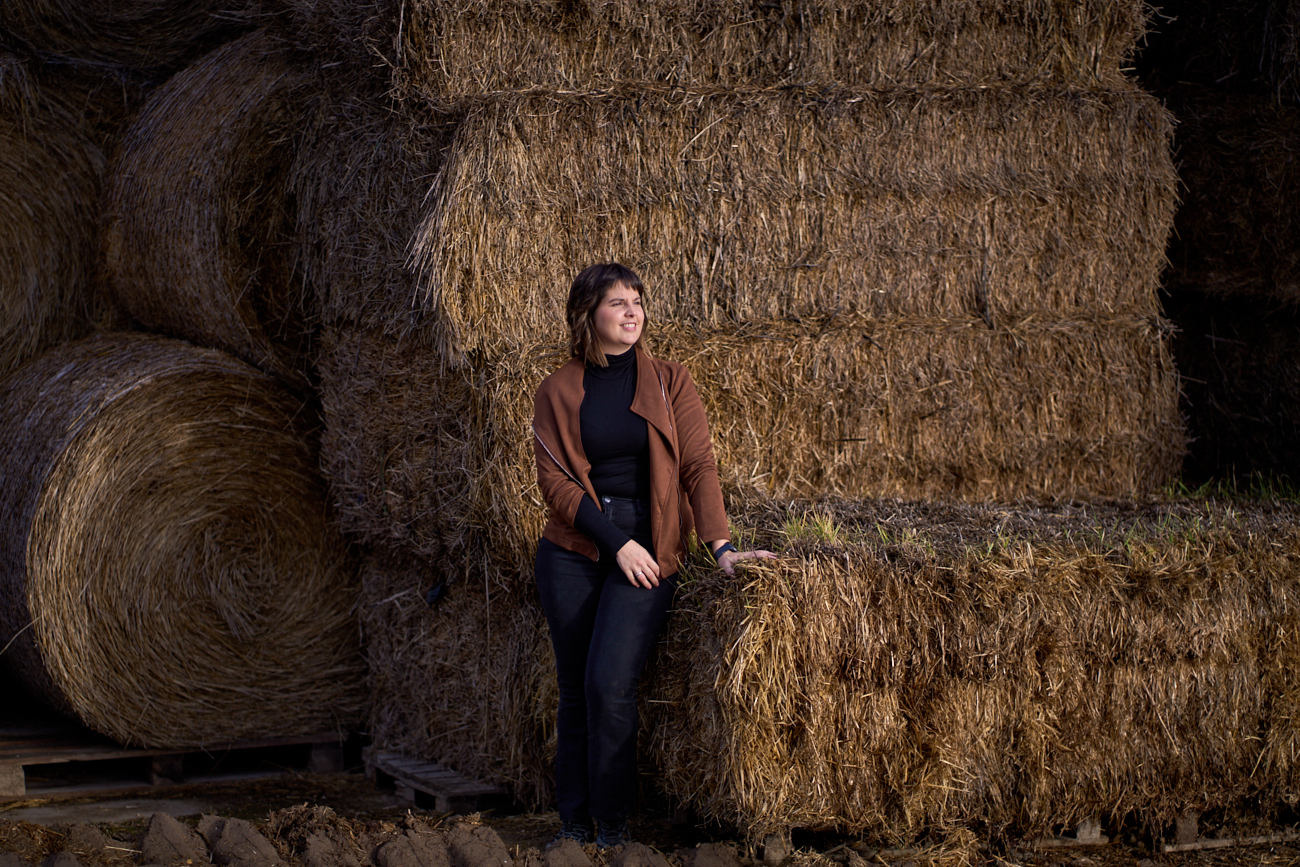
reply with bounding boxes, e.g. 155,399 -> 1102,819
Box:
571,346 -> 652,559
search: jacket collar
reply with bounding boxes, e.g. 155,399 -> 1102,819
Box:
630,342 -> 675,445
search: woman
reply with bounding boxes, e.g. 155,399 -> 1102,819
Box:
532,262 -> 776,848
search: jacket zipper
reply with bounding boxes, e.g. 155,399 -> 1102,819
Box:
533,424 -> 600,560
533,425 -> 580,486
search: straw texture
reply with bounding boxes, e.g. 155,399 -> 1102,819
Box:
359,549 -> 556,803
0,54 -> 105,376
290,80 -> 458,337
0,333 -> 363,748
646,497 -> 1300,838
357,495 -> 1300,835
320,312 -> 1181,580
407,86 -> 1177,360
101,29 -> 317,388
278,0 -> 1148,96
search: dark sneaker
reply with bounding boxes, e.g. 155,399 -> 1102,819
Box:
594,819 -> 630,850
546,821 -> 594,849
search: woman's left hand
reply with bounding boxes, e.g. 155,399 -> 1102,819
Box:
716,547 -> 777,577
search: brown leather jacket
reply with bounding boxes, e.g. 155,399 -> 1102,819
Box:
532,342 -> 729,576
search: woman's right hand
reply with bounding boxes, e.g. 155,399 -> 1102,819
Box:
615,539 -> 661,588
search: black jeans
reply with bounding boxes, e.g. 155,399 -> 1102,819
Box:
534,496 -> 677,826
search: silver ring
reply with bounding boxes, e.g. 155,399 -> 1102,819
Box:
636,571 -> 644,576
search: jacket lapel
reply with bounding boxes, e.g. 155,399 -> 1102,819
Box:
551,359 -> 593,481
630,343 -> 676,450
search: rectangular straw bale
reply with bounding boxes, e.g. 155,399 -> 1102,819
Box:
644,498 -> 1300,838
290,83 -> 457,331
1264,679 -> 1300,807
1018,660 -> 1264,828
318,326 -> 481,559
358,547 -> 557,805
317,313 -> 1181,578
400,0 -> 1147,97
1261,598 -> 1300,806
408,86 -> 1176,360
356,496 -> 1300,835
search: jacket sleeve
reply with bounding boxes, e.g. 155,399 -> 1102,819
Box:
666,363 -> 730,544
533,378 -> 588,526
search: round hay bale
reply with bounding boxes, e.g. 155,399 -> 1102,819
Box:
0,54 -> 106,376
0,332 -> 363,748
0,0 -> 253,70
101,29 -> 317,388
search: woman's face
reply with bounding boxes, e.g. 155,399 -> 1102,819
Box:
592,282 -> 644,356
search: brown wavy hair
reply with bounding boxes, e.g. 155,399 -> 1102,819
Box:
565,262 -> 647,367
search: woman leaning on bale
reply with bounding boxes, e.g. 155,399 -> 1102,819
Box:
531,263 -> 776,848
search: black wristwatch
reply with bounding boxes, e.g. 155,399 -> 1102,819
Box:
711,542 -> 737,562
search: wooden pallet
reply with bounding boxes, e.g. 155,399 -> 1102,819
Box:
0,723 -> 346,798
364,749 -> 503,814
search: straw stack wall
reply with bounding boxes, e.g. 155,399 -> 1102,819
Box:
407,86 -> 1176,360
322,83 -> 1181,575
0,0 -> 253,70
321,316 -> 1181,582
359,550 -> 556,803
0,56 -> 105,377
279,0 -> 1148,96
646,498 -> 1300,837
290,83 -> 457,337
356,497 -> 1300,835
0,333 -> 363,747
101,29 -> 317,388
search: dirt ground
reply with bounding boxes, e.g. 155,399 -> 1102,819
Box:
1,771 -> 1298,867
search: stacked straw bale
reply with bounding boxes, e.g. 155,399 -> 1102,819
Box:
0,55 -> 106,377
0,333 -> 363,748
359,549 -> 556,801
358,494 -> 1300,833
0,0 -> 253,71
279,0 -> 1149,95
291,83 -> 458,335
642,496 -> 1300,838
409,87 -> 1176,355
321,84 -> 1181,570
302,0 -> 1190,836
323,314 -> 1181,572
101,29 -> 318,388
